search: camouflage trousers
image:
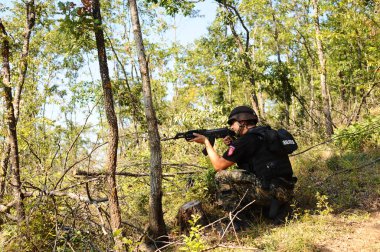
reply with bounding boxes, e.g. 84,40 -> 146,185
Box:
215,169 -> 294,211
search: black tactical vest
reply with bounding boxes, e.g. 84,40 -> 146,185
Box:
247,126 -> 294,185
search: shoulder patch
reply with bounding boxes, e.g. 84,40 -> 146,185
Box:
227,145 -> 236,156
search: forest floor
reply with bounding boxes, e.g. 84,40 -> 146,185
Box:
316,211 -> 380,252
207,210 -> 380,252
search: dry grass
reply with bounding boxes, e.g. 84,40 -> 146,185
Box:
178,147 -> 380,252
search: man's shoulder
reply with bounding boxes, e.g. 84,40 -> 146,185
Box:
243,127 -> 268,140
232,133 -> 257,145
248,126 -> 271,134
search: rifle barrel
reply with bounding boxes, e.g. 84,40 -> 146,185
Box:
161,137 -> 177,141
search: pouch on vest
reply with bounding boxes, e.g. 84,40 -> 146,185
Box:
250,126 -> 298,155
277,128 -> 298,154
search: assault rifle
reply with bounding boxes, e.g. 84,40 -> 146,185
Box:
161,127 -> 235,155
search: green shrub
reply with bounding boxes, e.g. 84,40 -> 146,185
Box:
334,115 -> 380,151
179,214 -> 205,252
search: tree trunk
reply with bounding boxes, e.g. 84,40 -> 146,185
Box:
0,22 -> 25,222
257,82 -> 265,118
0,144 -> 10,199
177,200 -> 206,234
128,0 -> 168,247
338,71 -> 348,122
252,29 -> 266,120
0,0 -> 35,203
218,1 -> 261,118
271,10 -> 290,126
312,0 -> 334,137
310,75 -> 316,130
14,0 -> 35,122
92,1 -> 124,251
228,22 -> 260,118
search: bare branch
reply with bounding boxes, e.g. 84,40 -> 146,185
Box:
95,204 -> 108,235
49,140 -> 61,170
0,199 -> 17,213
54,142 -> 108,190
61,101 -> 99,187
203,244 -> 260,251
348,82 -> 379,125
0,188 -> 107,214
216,0 -> 250,51
54,177 -> 102,192
20,135 -> 42,164
75,169 -> 201,177
48,191 -> 108,204
0,191 -> 34,213
118,162 -> 208,171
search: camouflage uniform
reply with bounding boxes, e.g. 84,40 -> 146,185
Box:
215,169 -> 294,211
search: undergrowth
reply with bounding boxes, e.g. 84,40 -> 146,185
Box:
173,144 -> 380,251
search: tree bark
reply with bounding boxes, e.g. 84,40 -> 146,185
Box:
312,0 -> 334,137
92,1 -> 124,251
14,0 -> 35,122
0,21 -> 25,222
128,0 -> 168,247
0,144 -> 10,199
0,0 -> 35,203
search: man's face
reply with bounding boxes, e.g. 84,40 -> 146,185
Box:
229,120 -> 241,134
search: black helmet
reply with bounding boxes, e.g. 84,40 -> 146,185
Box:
228,106 -> 258,125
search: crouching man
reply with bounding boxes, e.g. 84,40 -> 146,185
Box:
190,106 -> 296,221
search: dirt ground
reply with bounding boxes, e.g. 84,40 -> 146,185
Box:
318,212 -> 380,252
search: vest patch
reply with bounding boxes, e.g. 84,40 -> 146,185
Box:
227,146 -> 235,156
282,139 -> 295,145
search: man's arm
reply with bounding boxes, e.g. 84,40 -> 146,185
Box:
191,133 -> 234,172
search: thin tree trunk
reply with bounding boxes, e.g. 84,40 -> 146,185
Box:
0,0 -> 35,202
228,22 -> 260,117
92,1 -> 124,251
227,71 -> 232,105
253,30 -> 266,120
0,21 -> 25,221
271,10 -> 290,126
312,0 -> 334,136
128,0 -> 168,247
218,1 -> 261,118
0,144 -> 10,199
107,35 -> 140,145
257,81 -> 265,118
348,82 -> 379,125
310,75 -> 315,130
338,71 -> 348,122
14,0 -> 35,122
296,27 -> 318,130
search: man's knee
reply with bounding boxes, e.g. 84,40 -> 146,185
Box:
215,169 -> 260,184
